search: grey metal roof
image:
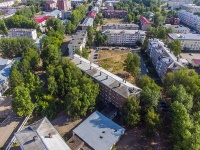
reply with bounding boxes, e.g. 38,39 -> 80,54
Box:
82,17 -> 94,26
73,111 -> 125,150
70,54 -> 142,98
168,33 -> 200,40
15,117 -> 71,150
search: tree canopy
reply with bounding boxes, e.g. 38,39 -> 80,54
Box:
46,18 -> 65,34
168,39 -> 181,56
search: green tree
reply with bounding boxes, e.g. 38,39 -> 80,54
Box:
0,19 -> 8,35
46,18 -> 65,34
137,75 -> 160,91
168,39 -> 181,56
87,26 -> 94,46
65,21 -> 72,34
122,97 -> 141,127
15,7 -> 35,19
12,86 -> 34,116
153,12 -> 165,27
126,14 -> 133,22
166,27 -> 174,33
47,76 -> 58,95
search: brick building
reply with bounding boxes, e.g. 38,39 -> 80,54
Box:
140,16 -> 152,31
44,1 -> 57,11
103,10 -> 127,18
165,17 -> 180,25
57,0 -> 71,11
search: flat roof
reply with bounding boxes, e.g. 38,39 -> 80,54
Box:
168,33 -> 200,40
103,23 -> 139,27
8,28 -> 36,32
70,54 -> 141,98
15,117 -> 71,150
82,17 -> 94,26
102,29 -> 145,35
164,24 -> 189,30
73,111 -> 125,150
68,30 -> 87,46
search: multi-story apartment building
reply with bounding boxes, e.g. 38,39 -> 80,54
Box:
165,17 -> 180,25
181,4 -> 200,13
140,16 -> 152,31
178,10 -> 200,33
81,17 -> 94,30
57,0 -> 71,11
8,28 -> 37,40
148,39 -> 184,79
102,29 -> 146,45
68,30 -> 87,56
70,54 -> 142,108
0,0 -> 14,8
167,33 -> 200,51
102,23 -> 139,31
103,10 -> 128,18
164,24 -> 190,34
44,1 -> 57,11
168,0 -> 193,9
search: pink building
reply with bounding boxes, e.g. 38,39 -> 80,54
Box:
44,1 -> 57,11
166,17 -> 180,25
57,0 -> 71,11
140,16 -> 152,31
33,16 -> 51,28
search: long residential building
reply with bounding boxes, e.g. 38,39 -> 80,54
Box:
164,24 -> 190,34
178,10 -> 200,33
102,29 -> 146,45
102,23 -> 139,31
181,4 -> 200,13
148,38 -> 184,79
70,54 -> 142,108
68,30 -> 87,56
8,28 -> 37,40
81,17 -> 94,30
167,33 -> 200,51
103,10 -> 127,18
168,0 -> 193,9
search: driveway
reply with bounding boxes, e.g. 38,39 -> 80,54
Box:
132,52 -> 147,76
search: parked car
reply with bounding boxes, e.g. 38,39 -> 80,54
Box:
189,53 -> 193,56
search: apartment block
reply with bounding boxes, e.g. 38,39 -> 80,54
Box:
68,30 -> 87,56
140,16 -> 152,31
165,17 -> 180,25
103,10 -> 128,18
44,1 -> 57,11
102,23 -> 139,31
148,39 -> 184,79
0,0 -> 14,8
33,15 -> 51,28
168,0 -> 193,9
164,24 -> 190,34
178,10 -> 200,32
167,33 -> 200,51
81,17 -> 94,30
57,0 -> 71,11
102,29 -> 146,45
8,28 -> 37,40
70,54 -> 142,108
181,4 -> 200,13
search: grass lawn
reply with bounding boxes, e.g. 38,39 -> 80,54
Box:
98,50 -> 136,84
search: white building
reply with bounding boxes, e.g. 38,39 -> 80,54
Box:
168,0 -> 193,9
102,23 -> 139,31
0,0 -> 14,8
81,17 -> 94,30
102,29 -> 146,45
167,33 -> 200,51
178,10 -> 200,33
164,24 -> 190,34
68,30 -> 87,56
8,28 -> 37,40
181,4 -> 200,13
148,39 -> 184,79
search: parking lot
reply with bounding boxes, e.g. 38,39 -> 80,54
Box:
180,53 -> 200,63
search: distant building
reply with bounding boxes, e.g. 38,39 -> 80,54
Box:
35,34 -> 46,48
68,30 -> 87,56
168,0 -> 193,9
181,4 -> 200,13
71,111 -> 125,150
70,54 -> 142,108
61,10 -> 71,19
102,23 -> 139,31
148,38 -> 184,79
191,59 -> 200,68
44,9 -> 62,18
165,17 -> 180,25
0,0 -> 14,8
91,6 -> 99,13
164,24 -> 190,34
178,10 -> 200,33
105,1 -> 120,10
87,11 -> 97,18
167,33 -> 200,51
33,16 -> 51,28
15,117 -> 71,150
8,28 -> 37,40
57,0 -> 71,11
102,29 -> 146,45
44,1 -> 57,11
103,10 -> 128,18
140,16 -> 152,31
81,17 -> 94,30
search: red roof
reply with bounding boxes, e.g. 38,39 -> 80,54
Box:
33,15 -> 51,24
140,16 -> 152,24
88,11 -> 97,18
104,10 -> 127,13
192,59 -> 200,65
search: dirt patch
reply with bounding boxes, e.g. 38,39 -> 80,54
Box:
104,19 -> 124,24
98,50 -> 135,84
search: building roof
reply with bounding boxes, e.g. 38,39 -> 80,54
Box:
102,29 -> 145,35
33,16 -> 51,24
15,117 -> 71,150
168,33 -> 200,40
70,54 -> 142,98
87,11 -> 96,18
0,59 -> 8,67
182,3 -> 200,8
68,30 -> 87,46
104,10 -> 127,13
140,16 -> 152,24
102,23 -> 139,30
192,59 -> 200,65
73,111 -> 125,150
91,6 -> 99,12
82,17 -> 94,26
164,24 -> 189,31
8,28 -> 36,32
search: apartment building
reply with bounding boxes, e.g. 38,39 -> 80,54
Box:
102,23 -> 139,31
81,17 -> 94,30
178,10 -> 200,33
148,39 -> 184,79
103,10 -> 128,18
167,33 -> 200,51
165,17 -> 180,25
68,30 -> 87,56
181,4 -> 200,13
164,24 -> 190,34
44,1 -> 57,11
168,0 -> 193,9
70,54 -> 142,108
0,0 -> 14,8
102,29 -> 146,45
140,16 -> 152,31
57,0 -> 71,11
8,28 -> 37,40
33,15 -> 51,28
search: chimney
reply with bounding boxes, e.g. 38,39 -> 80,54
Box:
106,75 -> 108,79
49,133 -> 52,138
169,59 -> 170,62
90,66 -> 92,70
177,56 -> 179,62
80,60 -> 82,64
33,136 -> 38,141
118,83 -> 121,87
100,72 -> 101,76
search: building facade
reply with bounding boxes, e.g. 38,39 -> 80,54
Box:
181,4 -> 200,13
168,0 -> 193,9
57,0 -> 71,11
102,23 -> 139,31
167,33 -> 200,51
148,38 -> 184,79
44,1 -> 57,11
81,17 -> 94,30
0,0 -> 14,8
102,29 -> 146,45
140,16 -> 152,31
165,17 -> 180,25
8,28 -> 37,40
164,24 -> 190,34
178,10 -> 200,32
68,30 -> 87,56
71,54 -> 142,108
103,10 -> 127,18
